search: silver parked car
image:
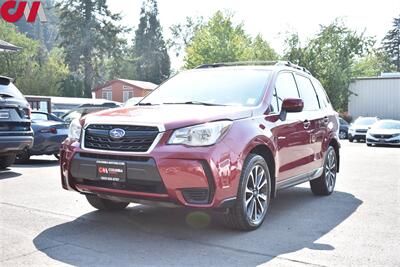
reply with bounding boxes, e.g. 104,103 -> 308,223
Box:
348,117 -> 379,142
366,120 -> 400,147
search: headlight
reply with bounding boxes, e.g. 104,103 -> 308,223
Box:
68,119 -> 82,140
168,121 -> 232,146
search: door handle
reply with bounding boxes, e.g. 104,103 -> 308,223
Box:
303,120 -> 311,129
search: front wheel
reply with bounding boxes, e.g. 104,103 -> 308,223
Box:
86,195 -> 129,211
310,146 -> 337,196
224,154 -> 271,231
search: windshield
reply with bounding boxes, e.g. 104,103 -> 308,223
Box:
138,69 -> 271,106
354,117 -> 377,126
373,121 -> 400,130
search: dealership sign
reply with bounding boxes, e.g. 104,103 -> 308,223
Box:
1,0 -> 46,23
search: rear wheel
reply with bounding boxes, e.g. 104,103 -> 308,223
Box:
15,149 -> 30,163
0,154 -> 16,169
310,146 -> 337,196
86,195 -> 129,211
348,136 -> 354,142
224,154 -> 271,231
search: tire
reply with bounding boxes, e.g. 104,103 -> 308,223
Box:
86,195 -> 129,211
0,154 -> 16,169
348,137 -> 354,143
15,150 -> 30,163
224,154 -> 271,231
367,143 -> 372,147
310,146 -> 337,196
339,131 -> 347,139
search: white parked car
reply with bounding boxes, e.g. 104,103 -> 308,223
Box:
366,120 -> 400,146
348,117 -> 379,142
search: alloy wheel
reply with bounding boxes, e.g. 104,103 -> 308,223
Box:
244,164 -> 268,225
325,150 -> 337,192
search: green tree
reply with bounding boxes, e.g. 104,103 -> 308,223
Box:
0,22 -> 68,96
352,51 -> 394,77
169,16 -> 204,57
284,20 -> 373,111
134,0 -> 170,84
184,11 -> 278,69
57,0 -> 127,97
382,15 -> 400,71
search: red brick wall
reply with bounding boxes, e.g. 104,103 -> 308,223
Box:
94,81 -> 152,102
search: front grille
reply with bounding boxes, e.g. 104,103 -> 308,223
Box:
356,129 -> 368,133
84,124 -> 159,152
182,188 -> 210,204
372,134 -> 394,139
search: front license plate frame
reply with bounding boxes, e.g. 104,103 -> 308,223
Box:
96,160 -> 126,182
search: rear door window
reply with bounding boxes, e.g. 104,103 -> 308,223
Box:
274,72 -> 300,111
295,74 -> 320,111
312,79 -> 330,108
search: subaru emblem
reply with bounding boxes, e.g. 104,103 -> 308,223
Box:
109,128 -> 125,139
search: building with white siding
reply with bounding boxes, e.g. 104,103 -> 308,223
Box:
348,74 -> 400,120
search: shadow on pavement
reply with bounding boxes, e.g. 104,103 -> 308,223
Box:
33,187 -> 362,266
0,170 -> 22,180
13,159 -> 59,168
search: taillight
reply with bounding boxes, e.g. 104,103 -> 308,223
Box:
39,127 -> 57,134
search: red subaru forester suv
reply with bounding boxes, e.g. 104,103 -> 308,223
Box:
60,61 -> 340,230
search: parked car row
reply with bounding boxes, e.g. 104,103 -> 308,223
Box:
0,77 -> 122,167
339,116 -> 400,146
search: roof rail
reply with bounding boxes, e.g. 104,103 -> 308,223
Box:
195,60 -> 311,74
195,61 -> 278,69
275,61 -> 311,75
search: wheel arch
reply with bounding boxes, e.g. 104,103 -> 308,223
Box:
246,142 -> 277,198
328,137 -> 340,173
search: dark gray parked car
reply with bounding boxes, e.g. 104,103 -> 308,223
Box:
16,111 -> 68,162
0,76 -> 33,169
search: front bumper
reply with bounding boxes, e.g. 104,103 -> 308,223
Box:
0,133 -> 33,154
60,137 -> 240,209
366,134 -> 400,145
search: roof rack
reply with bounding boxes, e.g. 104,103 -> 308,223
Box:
195,60 -> 311,75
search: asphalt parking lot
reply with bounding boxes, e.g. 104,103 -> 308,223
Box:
0,142 -> 399,266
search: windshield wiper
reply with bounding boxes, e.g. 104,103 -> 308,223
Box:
162,101 -> 226,106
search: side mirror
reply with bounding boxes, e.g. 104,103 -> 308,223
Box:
279,98 -> 304,121
282,98 -> 304,113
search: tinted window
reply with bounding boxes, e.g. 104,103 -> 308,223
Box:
274,72 -> 299,110
312,80 -> 330,108
295,75 -> 319,111
140,69 -> 271,107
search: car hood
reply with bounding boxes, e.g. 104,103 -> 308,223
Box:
83,105 -> 254,131
368,128 -> 400,135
